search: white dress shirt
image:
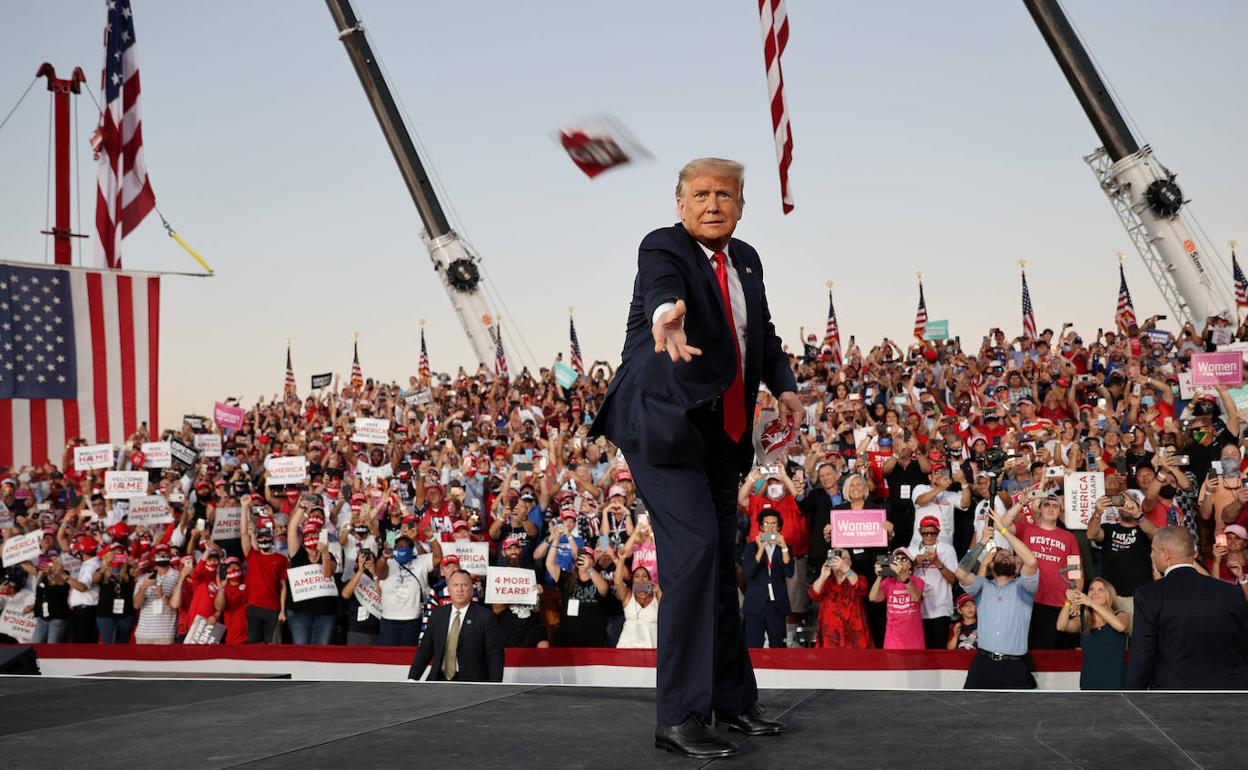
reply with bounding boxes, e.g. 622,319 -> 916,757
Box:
652,242 -> 748,376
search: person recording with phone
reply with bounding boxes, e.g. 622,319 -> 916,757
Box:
869,548 -> 924,649
742,510 -> 794,648
807,547 -> 870,648
911,516 -> 958,649
1087,493 -> 1155,620
957,514 -> 1040,689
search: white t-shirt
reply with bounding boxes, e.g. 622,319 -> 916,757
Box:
912,541 -> 959,619
379,553 -> 431,621
972,494 -> 1012,552
908,485 -> 962,551
68,557 -> 101,608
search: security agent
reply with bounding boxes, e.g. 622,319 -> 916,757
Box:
955,509 -> 1041,689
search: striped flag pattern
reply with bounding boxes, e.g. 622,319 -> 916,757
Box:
1117,265 -> 1137,328
284,342 -> 295,396
569,315 -> 584,375
418,328 -> 431,381
758,0 -> 794,214
1021,270 -> 1038,342
493,326 -> 509,379
350,340 -> 363,390
913,282 -> 928,340
94,0 -> 155,269
822,289 -> 841,366
0,262 -> 159,468
1233,250 -> 1248,308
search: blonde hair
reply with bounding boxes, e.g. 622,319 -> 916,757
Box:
1083,577 -> 1122,634
676,157 -> 745,199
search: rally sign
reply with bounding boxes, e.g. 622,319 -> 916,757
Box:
127,496 -> 173,527
288,563 -> 338,601
184,415 -> 206,431
0,604 -> 36,644
352,417 -> 391,445
265,455 -> 308,486
104,471 -> 149,500
141,441 -> 172,469
213,401 -> 247,431
829,510 -> 889,548
184,616 -> 226,645
74,444 -> 115,471
311,373 -> 333,390
2,531 -> 44,567
403,388 -> 432,407
354,574 -> 382,618
485,567 -> 538,604
1063,471 -> 1104,530
194,433 -> 223,457
1191,351 -> 1243,387
923,320 -> 950,341
169,438 -> 199,471
212,506 -> 242,540
553,362 -> 579,390
447,540 -> 489,576
753,410 -> 795,464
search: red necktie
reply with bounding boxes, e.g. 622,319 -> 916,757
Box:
711,251 -> 746,442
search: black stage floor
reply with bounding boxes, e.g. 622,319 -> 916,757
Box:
0,677 -> 1240,769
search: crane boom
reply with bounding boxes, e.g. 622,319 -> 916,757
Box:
326,0 -> 503,368
1023,0 -> 1232,327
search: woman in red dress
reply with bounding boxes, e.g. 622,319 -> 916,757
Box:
807,548 -> 872,648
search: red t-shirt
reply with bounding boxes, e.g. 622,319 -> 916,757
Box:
744,495 -> 808,558
186,566 -> 219,621
1013,518 -> 1080,607
865,451 -> 890,500
245,549 -> 289,610
220,582 -> 248,644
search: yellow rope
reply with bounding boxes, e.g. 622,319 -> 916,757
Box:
156,207 -> 213,274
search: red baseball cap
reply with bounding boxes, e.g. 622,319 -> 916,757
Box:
919,516 -> 941,531
442,554 -> 461,566
452,520 -> 470,531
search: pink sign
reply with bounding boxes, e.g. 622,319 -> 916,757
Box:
213,401 -> 247,431
829,509 -> 889,548
1191,351 -> 1243,387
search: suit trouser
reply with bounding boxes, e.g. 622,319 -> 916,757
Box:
625,415 -> 757,727
743,606 -> 787,648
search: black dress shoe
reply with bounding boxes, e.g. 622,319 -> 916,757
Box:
717,703 -> 786,736
655,715 -> 739,758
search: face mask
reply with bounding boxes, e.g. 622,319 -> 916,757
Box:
1141,396 -> 1155,408
766,484 -> 784,500
154,558 -> 171,568
1193,429 -> 1209,443
1159,484 -> 1177,499
257,539 -> 274,552
302,537 -> 319,550
353,527 -> 369,538
393,547 -> 414,565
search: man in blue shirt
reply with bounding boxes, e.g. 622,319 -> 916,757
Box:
956,516 -> 1040,689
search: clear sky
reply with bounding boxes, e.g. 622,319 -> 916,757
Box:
2,1 -> 1245,427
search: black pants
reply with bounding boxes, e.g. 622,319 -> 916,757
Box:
743,606 -> 787,648
626,407 -> 757,727
69,605 -> 98,644
923,616 -> 951,650
246,605 -> 281,644
1028,603 -> 1080,650
964,653 -> 1036,689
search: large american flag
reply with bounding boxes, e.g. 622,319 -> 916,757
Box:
758,0 -> 794,214
569,315 -> 584,375
418,327 -> 431,381
1233,250 -> 1248,308
1116,264 -> 1137,328
822,289 -> 841,366
913,281 -> 928,340
350,339 -> 363,390
493,326 -> 509,379
1021,270 -> 1038,342
284,342 -> 296,396
94,0 -> 155,270
0,262 -> 159,468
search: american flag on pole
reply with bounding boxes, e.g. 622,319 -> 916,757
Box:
0,262 -> 159,468
822,289 -> 841,366
1116,264 -> 1137,328
913,281 -> 928,341
284,342 -> 296,396
1233,250 -> 1248,308
493,326 -> 509,379
350,339 -> 363,390
93,0 -> 155,270
1021,270 -> 1038,342
418,327 -> 431,382
757,0 -> 794,214
569,315 -> 584,375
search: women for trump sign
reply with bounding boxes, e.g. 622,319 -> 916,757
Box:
829,510 -> 889,548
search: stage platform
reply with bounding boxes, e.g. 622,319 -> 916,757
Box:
0,676 -> 1240,769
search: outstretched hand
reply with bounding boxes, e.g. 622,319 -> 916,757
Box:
777,391 -> 804,431
652,300 -> 702,363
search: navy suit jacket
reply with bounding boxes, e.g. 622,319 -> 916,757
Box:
408,602 -> 505,683
589,224 -> 796,471
741,541 -> 796,616
1125,566 -> 1248,690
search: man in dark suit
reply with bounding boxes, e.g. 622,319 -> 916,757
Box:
742,509 -> 795,647
591,158 -> 800,758
1126,526 -> 1248,690
408,570 -> 504,683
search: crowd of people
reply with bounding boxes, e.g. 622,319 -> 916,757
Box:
3,312 -> 1248,688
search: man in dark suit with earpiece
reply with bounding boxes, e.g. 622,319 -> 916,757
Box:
408,570 -> 504,683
